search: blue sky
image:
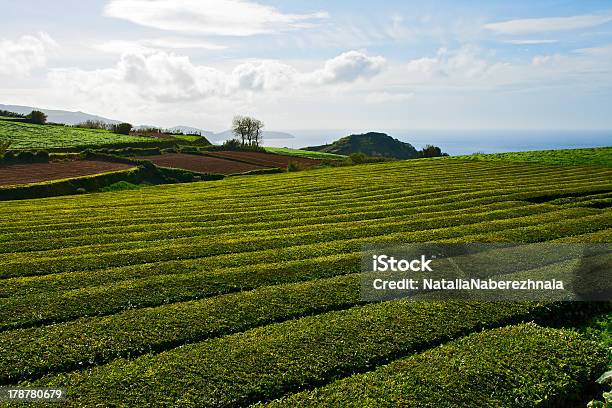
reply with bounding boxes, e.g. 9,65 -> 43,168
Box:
1,0 -> 612,131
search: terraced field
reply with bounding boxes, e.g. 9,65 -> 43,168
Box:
1,157 -> 610,406
0,121 -> 154,150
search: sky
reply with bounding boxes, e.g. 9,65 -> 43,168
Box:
1,0 -> 612,132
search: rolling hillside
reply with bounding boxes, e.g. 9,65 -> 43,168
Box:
0,121 -> 158,150
0,104 -> 120,125
0,154 -> 610,406
304,132 -> 419,159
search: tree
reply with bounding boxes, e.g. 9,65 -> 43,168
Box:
76,120 -> 107,129
27,110 -> 47,125
111,123 -> 133,135
231,116 -> 264,147
418,144 -> 448,158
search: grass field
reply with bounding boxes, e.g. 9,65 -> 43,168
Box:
0,121 -> 154,150
0,154 -> 610,406
265,146 -> 347,159
462,146 -> 612,167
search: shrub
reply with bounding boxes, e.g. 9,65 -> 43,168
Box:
110,123 -> 133,135
99,181 -> 141,192
588,390 -> 612,408
0,141 -> 10,160
26,110 -> 47,125
347,153 -> 389,164
222,139 -> 242,150
287,162 -> 301,172
15,151 -> 35,163
34,150 -> 49,163
2,151 -> 15,162
75,120 -> 107,130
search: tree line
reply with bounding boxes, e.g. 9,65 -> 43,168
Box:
231,116 -> 264,147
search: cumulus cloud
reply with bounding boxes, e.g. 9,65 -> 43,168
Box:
485,14 -> 612,34
309,51 -> 386,84
404,46 -> 490,80
50,52 -> 228,101
0,32 -> 57,76
103,0 -> 328,36
49,49 -> 385,102
231,61 -> 297,91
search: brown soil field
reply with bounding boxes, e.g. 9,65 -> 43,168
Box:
206,151 -> 321,168
136,153 -> 266,175
0,160 -> 134,187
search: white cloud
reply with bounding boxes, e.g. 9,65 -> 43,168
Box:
0,32 -> 57,76
103,0 -> 328,36
49,49 -> 385,103
50,52 -> 228,102
485,14 -> 612,34
232,61 -> 297,91
504,39 -> 558,45
404,46 -> 491,80
96,38 -> 227,54
365,91 -> 414,104
309,50 -> 386,84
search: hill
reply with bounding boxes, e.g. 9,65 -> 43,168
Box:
0,121 -> 157,150
0,104 -> 120,125
304,132 -> 418,159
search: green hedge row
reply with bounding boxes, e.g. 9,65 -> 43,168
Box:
0,204 -> 572,278
2,251 -> 608,384
0,150 -> 49,164
4,211 -> 603,300
1,210 -> 608,331
0,161 -> 605,223
1,173 -> 607,231
0,200 -> 528,254
0,273 -> 362,383
266,323 -> 609,408
29,303 -> 608,407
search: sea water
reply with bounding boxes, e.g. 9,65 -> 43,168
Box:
265,129 -> 612,156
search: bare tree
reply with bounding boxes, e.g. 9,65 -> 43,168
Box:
232,116 -> 264,147
232,116 -> 247,145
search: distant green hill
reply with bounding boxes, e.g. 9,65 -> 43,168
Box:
304,132 -> 418,159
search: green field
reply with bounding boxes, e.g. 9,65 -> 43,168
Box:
265,146 -> 347,159
462,146 -> 612,167
0,155 -> 610,406
0,121 -> 154,150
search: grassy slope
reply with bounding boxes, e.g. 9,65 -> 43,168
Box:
265,146 -> 347,159
460,146 -> 612,167
0,121 -> 153,150
0,157 -> 610,406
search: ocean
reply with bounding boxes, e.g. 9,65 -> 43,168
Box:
264,129 -> 612,156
